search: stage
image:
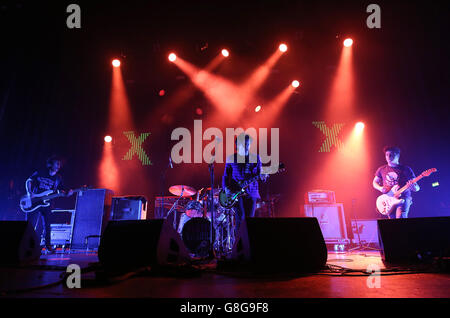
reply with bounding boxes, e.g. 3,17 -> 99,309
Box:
1,249 -> 448,299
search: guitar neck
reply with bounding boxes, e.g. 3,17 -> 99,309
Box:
41,188 -> 82,200
396,174 -> 424,195
241,175 -> 261,188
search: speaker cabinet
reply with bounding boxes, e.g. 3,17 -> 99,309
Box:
0,221 -> 40,265
377,217 -> 450,264
71,189 -> 113,249
304,203 -> 349,244
225,217 -> 328,273
98,219 -> 189,272
111,196 -> 147,220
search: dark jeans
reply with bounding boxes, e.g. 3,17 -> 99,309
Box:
388,197 -> 413,219
27,207 -> 52,247
235,196 -> 257,233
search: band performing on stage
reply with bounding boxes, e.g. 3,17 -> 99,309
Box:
18,139 -> 436,258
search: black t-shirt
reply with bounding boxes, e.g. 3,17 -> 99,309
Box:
28,169 -> 63,194
374,164 -> 416,198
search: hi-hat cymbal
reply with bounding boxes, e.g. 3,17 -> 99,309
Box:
169,185 -> 197,197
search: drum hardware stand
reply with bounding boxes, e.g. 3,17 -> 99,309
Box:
348,199 -> 380,252
167,187 -> 184,230
159,157 -> 172,219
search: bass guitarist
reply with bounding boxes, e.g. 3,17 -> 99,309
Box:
372,146 -> 420,219
25,156 -> 73,253
222,133 -> 267,232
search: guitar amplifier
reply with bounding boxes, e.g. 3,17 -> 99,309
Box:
49,209 -> 75,246
111,196 -> 148,220
305,190 -> 336,204
303,203 -> 348,244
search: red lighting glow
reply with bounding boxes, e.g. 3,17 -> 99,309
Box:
168,53 -> 177,62
355,122 -> 365,134
221,49 -> 229,57
159,89 -> 165,96
343,38 -> 353,47
112,59 -> 121,67
279,43 -> 288,52
291,80 -> 300,88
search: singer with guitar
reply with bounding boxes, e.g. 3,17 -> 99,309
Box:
222,134 -> 268,232
24,156 -> 74,253
373,146 -> 420,219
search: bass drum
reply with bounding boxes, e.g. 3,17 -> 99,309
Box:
181,217 -> 213,258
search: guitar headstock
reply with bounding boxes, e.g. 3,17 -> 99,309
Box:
261,163 -> 286,175
421,168 -> 437,177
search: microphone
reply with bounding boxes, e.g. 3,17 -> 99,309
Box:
169,156 -> 173,168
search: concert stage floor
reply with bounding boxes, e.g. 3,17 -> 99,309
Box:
1,249 -> 449,299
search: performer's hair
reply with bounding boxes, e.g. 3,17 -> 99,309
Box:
235,133 -> 253,146
46,155 -> 63,169
383,146 -> 401,155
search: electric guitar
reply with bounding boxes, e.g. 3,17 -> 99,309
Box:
376,168 -> 437,215
219,163 -> 285,209
20,187 -> 86,213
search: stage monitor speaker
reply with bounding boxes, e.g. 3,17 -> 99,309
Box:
98,219 -> 190,273
227,217 -> 328,273
377,217 -> 450,264
0,221 -> 40,265
71,189 -> 113,249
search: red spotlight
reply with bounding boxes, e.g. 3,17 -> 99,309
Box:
196,107 -> 203,116
291,80 -> 300,88
112,59 -> 121,67
343,38 -> 353,47
279,43 -> 288,52
159,89 -> 165,96
104,135 -> 112,143
168,53 -> 177,62
221,49 -> 229,57
255,105 -> 262,112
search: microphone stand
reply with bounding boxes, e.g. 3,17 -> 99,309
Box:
208,160 -> 215,256
159,158 -> 172,219
348,198 -> 380,252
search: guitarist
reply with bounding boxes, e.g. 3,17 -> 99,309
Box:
372,146 -> 420,219
25,156 -> 73,253
222,133 -> 267,232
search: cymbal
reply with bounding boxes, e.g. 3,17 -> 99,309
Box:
169,185 -> 197,197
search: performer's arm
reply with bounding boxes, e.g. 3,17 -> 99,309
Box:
373,176 -> 388,193
25,172 -> 38,196
222,163 -> 232,193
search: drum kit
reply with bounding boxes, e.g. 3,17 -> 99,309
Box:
166,184 -> 236,259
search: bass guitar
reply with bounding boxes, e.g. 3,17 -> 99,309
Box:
376,168 -> 437,215
20,187 -> 86,213
219,163 -> 285,209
